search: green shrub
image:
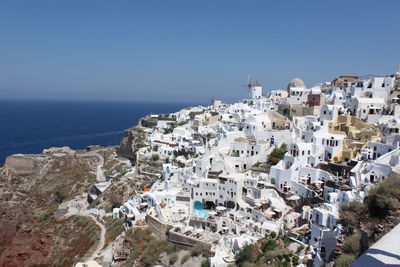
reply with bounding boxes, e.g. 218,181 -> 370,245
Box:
41,213 -> 50,222
181,253 -> 191,264
296,245 -> 304,254
261,239 -> 277,253
54,190 -> 67,203
152,154 -> 160,161
268,144 -> 287,165
191,245 -> 203,257
111,201 -> 121,209
302,255 -> 308,264
334,253 -> 356,267
236,244 -> 254,266
264,248 -> 289,260
201,258 -> 210,267
292,255 -> 300,265
281,234 -> 291,246
142,239 -> 175,266
169,252 -> 178,265
343,234 -> 361,256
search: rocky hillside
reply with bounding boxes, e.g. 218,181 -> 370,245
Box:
0,149 -> 102,266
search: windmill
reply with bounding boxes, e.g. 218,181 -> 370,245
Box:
242,75 -> 261,89
242,75 -> 262,99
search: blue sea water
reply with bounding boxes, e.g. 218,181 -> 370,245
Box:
0,100 -> 201,166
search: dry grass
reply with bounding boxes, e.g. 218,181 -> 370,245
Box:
104,217 -> 125,247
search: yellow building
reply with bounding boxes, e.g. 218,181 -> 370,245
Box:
327,115 -> 381,162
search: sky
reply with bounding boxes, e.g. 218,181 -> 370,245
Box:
0,1 -> 399,103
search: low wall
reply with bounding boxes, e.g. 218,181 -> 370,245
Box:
168,231 -> 212,250
145,214 -> 168,238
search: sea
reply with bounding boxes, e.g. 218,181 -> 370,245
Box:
0,100 -> 203,166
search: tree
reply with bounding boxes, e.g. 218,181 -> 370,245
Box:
339,201 -> 367,231
342,233 -> 361,256
268,144 -> 287,165
236,244 -> 254,266
365,174 -> 400,218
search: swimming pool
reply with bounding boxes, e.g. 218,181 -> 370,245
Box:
193,201 -> 209,218
194,209 -> 209,218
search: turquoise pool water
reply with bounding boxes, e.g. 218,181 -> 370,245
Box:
194,209 -> 209,218
193,201 -> 209,218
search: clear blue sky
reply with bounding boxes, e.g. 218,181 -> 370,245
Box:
0,1 -> 399,103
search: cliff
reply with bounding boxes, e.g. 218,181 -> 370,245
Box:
117,125 -> 148,161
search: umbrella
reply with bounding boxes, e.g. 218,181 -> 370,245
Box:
287,195 -> 300,201
265,210 -> 275,216
194,228 -> 204,234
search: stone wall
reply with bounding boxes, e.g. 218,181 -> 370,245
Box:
145,213 -> 168,238
168,231 -> 212,250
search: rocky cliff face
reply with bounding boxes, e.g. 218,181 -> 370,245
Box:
117,126 -> 148,161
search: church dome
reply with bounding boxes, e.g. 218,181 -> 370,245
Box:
287,78 -> 306,90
